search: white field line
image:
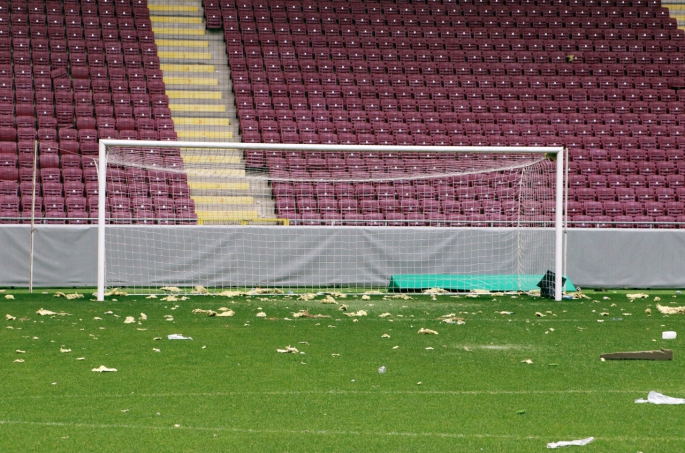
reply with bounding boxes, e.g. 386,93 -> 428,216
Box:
0,389 -> 659,400
2,419 -> 685,443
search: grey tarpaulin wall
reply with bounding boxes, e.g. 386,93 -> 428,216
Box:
0,225 -> 683,288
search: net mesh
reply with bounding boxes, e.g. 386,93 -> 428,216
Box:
102,143 -> 558,294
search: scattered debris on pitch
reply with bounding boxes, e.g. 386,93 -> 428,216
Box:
124,316 -> 136,324
418,328 -> 438,335
160,286 -> 181,293
293,310 -> 330,318
345,310 -> 367,317
14,359 -> 24,363
60,346 -> 71,353
54,292 -> 84,299
321,295 -> 337,304
277,345 -> 299,354
381,333 -> 390,338
636,391 -> 685,404
36,308 -> 70,316
6,314 -> 15,321
16,350 -> 24,354
657,304 -> 685,315
92,365 -> 117,372
168,334 -> 192,340
256,312 -> 267,317
521,359 -> 533,364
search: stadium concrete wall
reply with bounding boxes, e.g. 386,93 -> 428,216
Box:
0,225 -> 683,289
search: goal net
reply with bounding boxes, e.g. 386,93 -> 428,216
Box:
97,140 -> 565,300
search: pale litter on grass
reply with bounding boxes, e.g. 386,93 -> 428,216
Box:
193,285 -> 209,294
124,316 -> 136,324
418,328 -> 438,335
381,333 -> 390,338
361,295 -> 371,300
54,292 -> 84,300
146,295 -> 157,299
36,308 -> 70,316
521,359 -> 533,364
16,350 -> 25,354
256,312 -> 267,317
293,310 -> 330,318
14,359 -> 24,363
423,288 -> 449,294
153,348 -> 160,352
160,295 -> 179,302
60,347 -> 71,353
635,391 -> 685,404
321,295 -> 337,304
277,345 -> 299,354
657,304 -> 685,315
5,294 -> 14,299
92,365 -> 117,372
139,313 -> 147,321
160,286 -> 182,293
168,334 -> 192,340
6,314 -> 15,321
345,310 -> 367,317
76,357 -> 85,361
379,313 -> 392,318
547,437 -> 594,449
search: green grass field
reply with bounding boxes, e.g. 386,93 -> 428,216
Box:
2,288 -> 685,452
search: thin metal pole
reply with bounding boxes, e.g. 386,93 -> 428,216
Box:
563,148 -> 569,290
96,142 -> 107,301
100,139 -> 564,155
554,150 -> 564,301
28,140 -> 38,293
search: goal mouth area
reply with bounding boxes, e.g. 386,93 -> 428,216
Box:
97,141 -> 566,301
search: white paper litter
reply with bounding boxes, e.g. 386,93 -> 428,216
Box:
139,313 -> 147,321
344,310 -> 367,317
160,286 -> 182,293
168,334 -> 193,340
5,314 -> 15,321
60,347 -> 71,353
547,437 -> 594,449
662,331 -> 677,340
418,328 -> 438,335
657,304 -> 685,315
36,308 -> 70,316
635,391 -> 685,405
277,345 -> 299,354
124,316 -> 135,324
5,294 -> 14,299
321,295 -> 337,304
92,365 -> 117,372
256,312 -> 267,317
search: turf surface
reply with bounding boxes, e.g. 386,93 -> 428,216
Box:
1,288 -> 685,452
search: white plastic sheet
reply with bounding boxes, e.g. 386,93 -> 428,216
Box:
635,391 -> 685,405
168,334 -> 193,340
547,437 -> 594,449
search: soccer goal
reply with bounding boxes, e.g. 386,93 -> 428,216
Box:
96,140 -> 566,300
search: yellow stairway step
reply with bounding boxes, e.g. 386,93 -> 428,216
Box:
174,117 -> 230,125
167,91 -> 223,100
189,182 -> 250,190
159,51 -> 212,60
170,104 -> 226,113
194,196 -> 254,204
161,64 -> 215,73
156,39 -> 209,47
150,16 -> 203,24
185,168 -> 245,177
177,130 -> 234,139
152,27 -> 205,35
183,155 -> 241,164
196,211 -> 260,223
164,76 -> 217,85
148,5 -> 199,12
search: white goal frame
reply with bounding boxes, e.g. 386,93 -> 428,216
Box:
97,139 -> 565,301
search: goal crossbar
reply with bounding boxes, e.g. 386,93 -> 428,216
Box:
97,139 -> 565,301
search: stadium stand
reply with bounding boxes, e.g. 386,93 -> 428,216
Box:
213,0 -> 685,227
0,0 -> 197,225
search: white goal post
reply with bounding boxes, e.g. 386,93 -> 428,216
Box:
97,139 -> 565,301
